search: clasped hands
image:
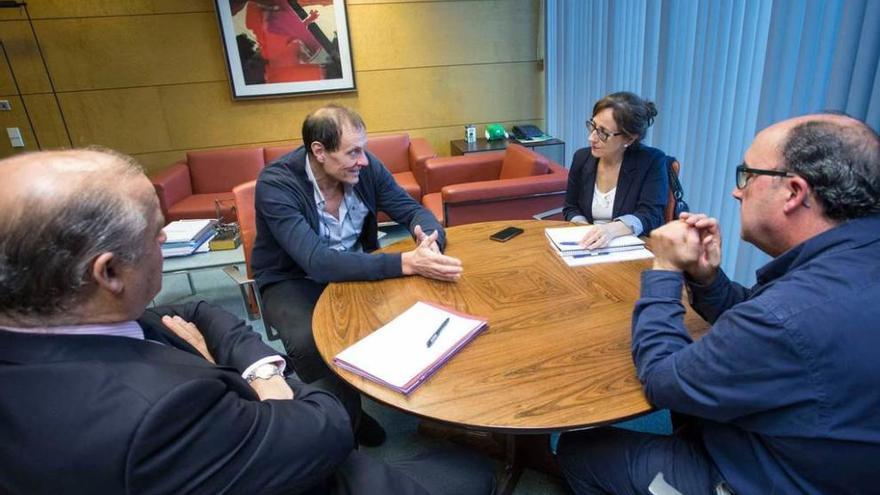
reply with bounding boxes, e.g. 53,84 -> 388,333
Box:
401,225 -> 463,282
649,212 -> 722,284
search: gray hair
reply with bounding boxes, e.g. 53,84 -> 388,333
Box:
301,104 -> 366,153
782,118 -> 880,221
0,148 -> 149,321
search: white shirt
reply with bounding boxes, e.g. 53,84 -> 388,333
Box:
591,183 -> 616,224
305,155 -> 368,253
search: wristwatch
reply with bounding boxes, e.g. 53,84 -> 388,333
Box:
245,363 -> 283,383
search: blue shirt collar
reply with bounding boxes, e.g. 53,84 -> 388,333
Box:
756,214 -> 880,285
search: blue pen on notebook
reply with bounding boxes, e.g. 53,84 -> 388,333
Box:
572,251 -> 611,259
559,241 -> 580,245
426,317 -> 450,348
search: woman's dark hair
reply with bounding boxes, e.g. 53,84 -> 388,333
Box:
592,92 -> 658,143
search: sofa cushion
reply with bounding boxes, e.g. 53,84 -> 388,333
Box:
421,192 -> 444,226
367,134 -> 411,174
499,144 -> 549,180
264,144 -> 300,164
187,148 -> 265,194
393,171 -> 421,201
167,192 -> 236,223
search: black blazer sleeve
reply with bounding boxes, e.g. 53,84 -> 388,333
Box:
624,147 -> 669,235
561,146 -> 669,234
141,301 -> 278,374
366,152 -> 447,251
127,378 -> 354,494
563,148 -> 593,221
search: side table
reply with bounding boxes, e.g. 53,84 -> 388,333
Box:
450,137 -> 566,165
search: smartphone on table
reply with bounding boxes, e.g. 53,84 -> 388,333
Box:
489,226 -> 524,242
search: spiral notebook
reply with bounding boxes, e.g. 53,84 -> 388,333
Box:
333,302 -> 488,394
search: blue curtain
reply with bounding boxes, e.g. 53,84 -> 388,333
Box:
546,0 -> 880,284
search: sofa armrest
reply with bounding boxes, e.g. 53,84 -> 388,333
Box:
547,160 -> 566,174
408,137 -> 437,191
441,172 -> 568,204
424,152 -> 504,194
150,162 -> 192,217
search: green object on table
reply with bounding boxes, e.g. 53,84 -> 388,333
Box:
484,123 -> 508,141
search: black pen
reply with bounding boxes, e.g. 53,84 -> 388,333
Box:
426,317 -> 450,348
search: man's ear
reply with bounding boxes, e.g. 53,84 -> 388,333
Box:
309,141 -> 326,163
92,252 -> 125,295
783,175 -> 812,214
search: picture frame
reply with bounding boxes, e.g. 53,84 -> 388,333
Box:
214,0 -> 356,99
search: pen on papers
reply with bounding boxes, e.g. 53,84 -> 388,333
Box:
426,317 -> 450,348
559,241 -> 580,245
571,251 -> 611,259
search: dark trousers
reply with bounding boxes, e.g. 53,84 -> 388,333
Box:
288,379 -> 495,495
309,447 -> 496,495
263,278 -> 362,429
557,427 -> 727,495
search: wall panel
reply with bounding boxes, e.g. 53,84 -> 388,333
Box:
0,20 -> 52,94
2,0 -> 543,170
24,0 -> 213,19
22,93 -> 70,149
34,13 -> 227,91
60,61 -> 540,154
349,0 -> 538,71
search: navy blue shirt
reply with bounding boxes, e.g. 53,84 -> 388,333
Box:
632,214 -> 880,494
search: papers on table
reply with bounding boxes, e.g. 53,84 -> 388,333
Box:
161,219 -> 217,258
561,246 -> 654,266
334,301 -> 488,394
544,225 -> 654,266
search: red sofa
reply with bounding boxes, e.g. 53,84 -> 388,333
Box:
150,133 -> 435,223
421,144 -> 569,226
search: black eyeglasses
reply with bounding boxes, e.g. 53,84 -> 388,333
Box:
586,119 -> 625,142
735,164 -> 794,189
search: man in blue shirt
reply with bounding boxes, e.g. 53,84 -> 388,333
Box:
558,113 -> 880,494
252,105 -> 463,446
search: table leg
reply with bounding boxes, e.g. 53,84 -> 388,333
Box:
237,282 -> 261,321
416,422 -> 561,494
497,433 -> 524,495
162,270 -> 196,297
185,272 -> 196,295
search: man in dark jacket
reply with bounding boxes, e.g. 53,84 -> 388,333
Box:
558,114 -> 880,494
252,105 -> 462,445
0,148 -> 493,495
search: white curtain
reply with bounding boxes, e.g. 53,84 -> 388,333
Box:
546,0 -> 880,284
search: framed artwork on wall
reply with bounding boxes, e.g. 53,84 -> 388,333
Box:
215,0 -> 356,99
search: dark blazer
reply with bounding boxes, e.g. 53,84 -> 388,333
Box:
0,301 -> 358,495
252,146 -> 446,289
562,144 -> 669,235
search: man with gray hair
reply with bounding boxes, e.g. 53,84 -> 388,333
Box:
0,149 -> 494,494
558,114 -> 880,494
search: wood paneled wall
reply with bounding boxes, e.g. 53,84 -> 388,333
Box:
0,0 -> 544,174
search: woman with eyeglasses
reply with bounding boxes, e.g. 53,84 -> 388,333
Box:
563,92 -> 670,249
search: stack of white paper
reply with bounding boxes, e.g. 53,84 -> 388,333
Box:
161,219 -> 217,258
334,301 -> 488,394
544,226 -> 654,266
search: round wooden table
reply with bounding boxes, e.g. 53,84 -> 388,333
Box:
313,220 -> 708,433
